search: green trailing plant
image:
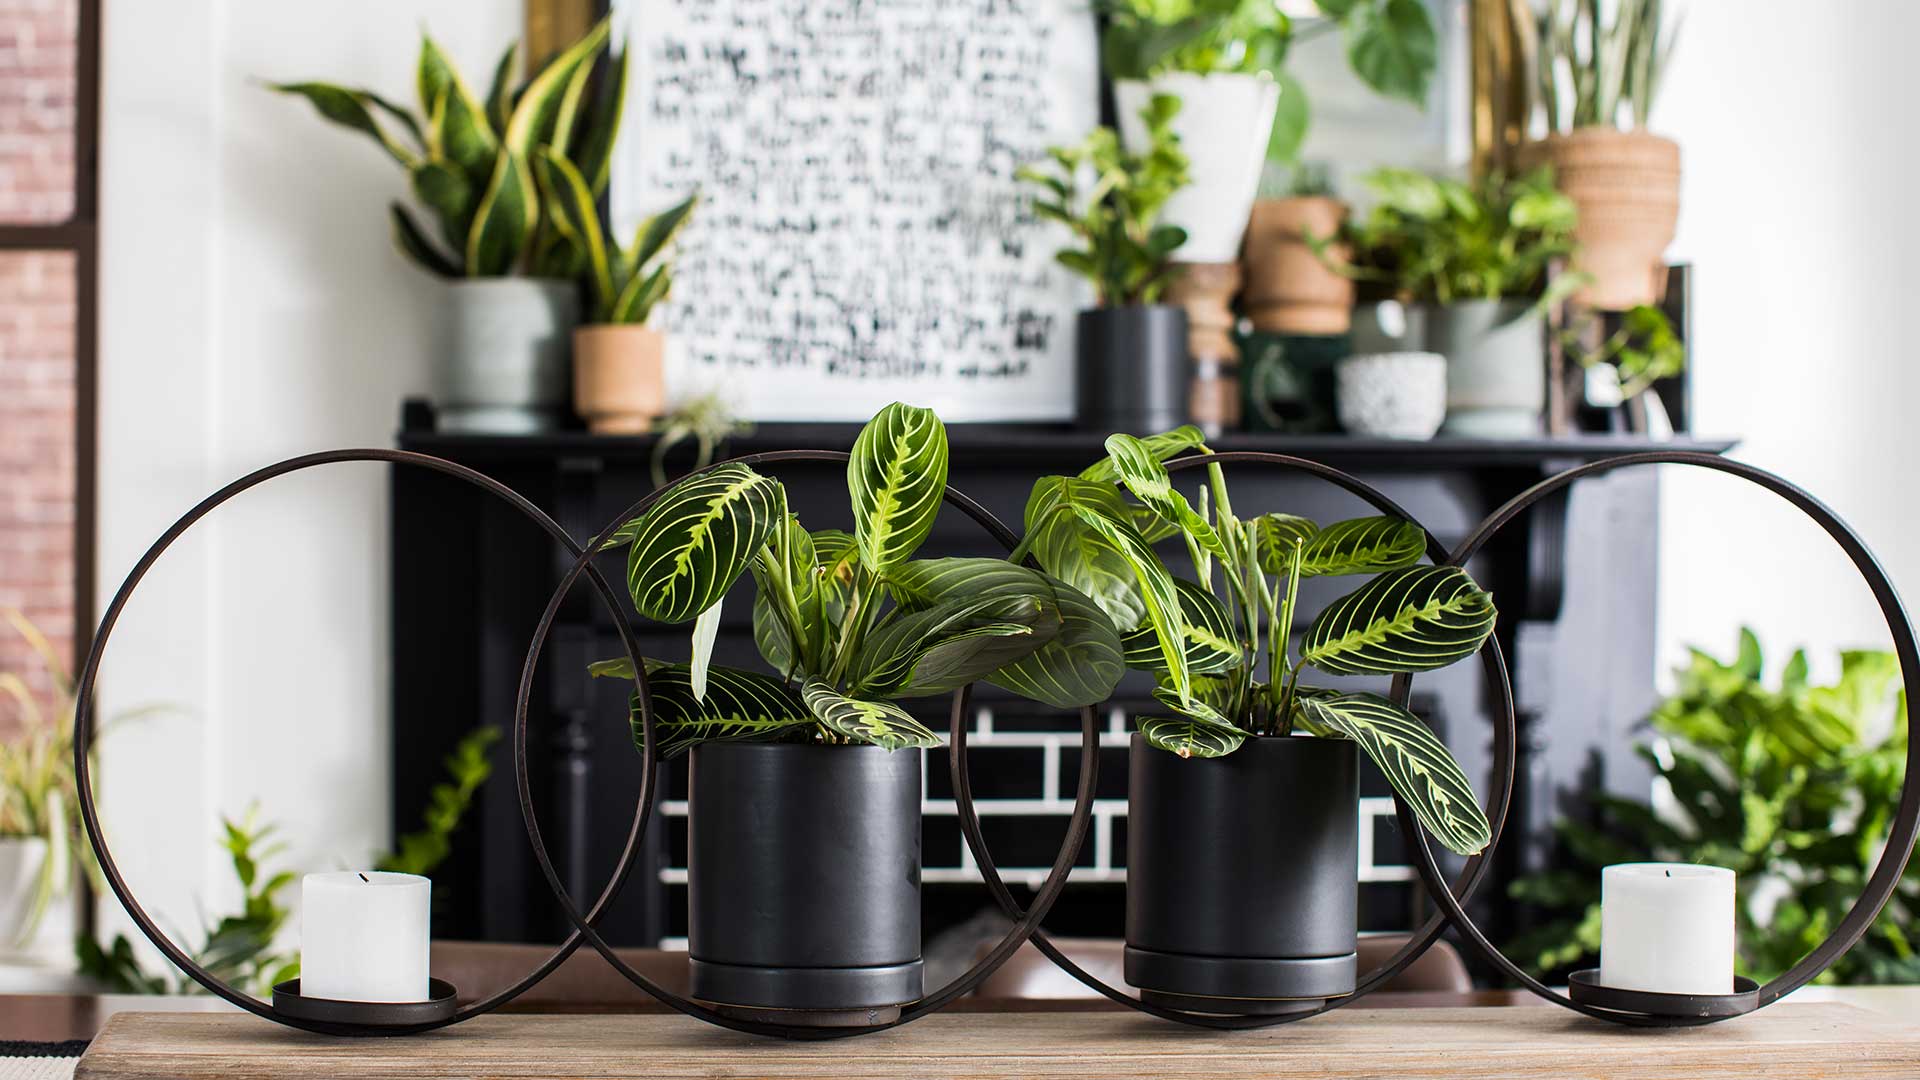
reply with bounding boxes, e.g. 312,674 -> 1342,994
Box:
1101,0 -> 1439,162
1016,95 -> 1191,308
78,726 -> 498,994
271,18 -> 624,278
1330,166 -> 1578,305
1013,427 -> 1497,856
535,149 -> 697,325
1513,0 -> 1681,134
1562,303 -> 1684,401
589,403 -> 1125,757
1508,630 -> 1916,985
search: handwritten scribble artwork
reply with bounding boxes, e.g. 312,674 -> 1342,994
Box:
611,0 -> 1099,421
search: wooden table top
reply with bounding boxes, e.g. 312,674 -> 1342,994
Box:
69,1004 -> 1920,1079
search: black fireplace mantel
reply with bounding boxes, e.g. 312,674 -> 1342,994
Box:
390,398 -> 1735,966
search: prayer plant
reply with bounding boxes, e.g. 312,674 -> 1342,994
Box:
589,403 -> 1126,756
1016,427 -> 1497,855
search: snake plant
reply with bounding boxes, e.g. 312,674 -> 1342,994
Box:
590,403 -> 1125,757
1016,427 -> 1497,856
535,149 -> 696,325
270,17 -> 624,279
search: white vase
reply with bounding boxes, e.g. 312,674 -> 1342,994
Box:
0,836 -> 72,969
1115,73 -> 1280,264
1336,351 -> 1447,440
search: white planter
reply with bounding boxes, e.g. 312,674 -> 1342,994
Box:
1115,73 -> 1280,264
0,836 -> 73,969
1336,352 -> 1447,440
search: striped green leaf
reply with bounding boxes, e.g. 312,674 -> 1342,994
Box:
802,678 -> 941,750
1025,476 -> 1146,632
624,463 -> 784,624
1253,513 -> 1318,571
465,147 -> 538,276
887,558 -> 1125,709
628,663 -> 812,759
1300,565 -> 1497,676
502,16 -> 610,156
812,529 -> 859,625
1078,425 -> 1207,485
1296,516 -> 1426,577
1067,501 -> 1192,704
408,160 -> 475,254
483,41 -> 520,134
749,516 -> 824,675
570,40 -> 627,194
1135,713 -> 1246,759
417,35 -> 496,179
1120,577 -> 1241,674
389,203 -> 459,277
533,149 -> 611,308
852,593 -> 1052,699
1103,433 -> 1228,558
848,402 -> 949,572
1293,692 -> 1491,855
271,82 -> 421,167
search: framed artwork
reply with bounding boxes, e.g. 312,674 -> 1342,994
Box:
609,0 -> 1100,421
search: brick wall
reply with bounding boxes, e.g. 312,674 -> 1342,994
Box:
0,0 -> 79,735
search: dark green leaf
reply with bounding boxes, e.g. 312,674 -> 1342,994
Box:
1296,692 -> 1490,855
1121,577 -> 1240,674
1301,566 -> 1496,676
849,402 -> 949,572
802,678 -> 941,750
624,463 -> 784,624
632,664 -> 812,759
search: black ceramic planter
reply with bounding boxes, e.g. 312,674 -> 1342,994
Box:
1125,733 -> 1358,1015
687,742 -> 923,1026
1077,306 -> 1189,433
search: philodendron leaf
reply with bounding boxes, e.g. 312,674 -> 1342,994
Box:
887,558 -> 1124,708
1078,425 -> 1207,485
849,402 -> 949,572
1300,565 -> 1496,676
1120,577 -> 1241,675
1293,516 -> 1426,577
1345,0 -> 1440,107
852,593 -> 1053,699
1025,476 -> 1147,631
628,663 -> 812,759
1294,692 -> 1491,855
1102,433 -> 1228,559
802,678 -> 942,750
625,462 -> 783,624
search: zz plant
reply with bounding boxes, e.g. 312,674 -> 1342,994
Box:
1018,427 -> 1496,855
591,403 -> 1125,756
272,18 -> 623,279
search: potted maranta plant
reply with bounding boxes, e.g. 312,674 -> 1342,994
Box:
1017,427 -> 1495,1014
272,20 -> 622,433
1336,167 -> 1578,437
590,403 -> 1123,1025
536,149 -> 697,435
1018,95 -> 1192,434
1103,0 -> 1439,263
1515,0 -> 1681,310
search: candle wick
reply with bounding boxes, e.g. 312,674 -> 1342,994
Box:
358,872 -> 370,883
1665,870 -> 1671,877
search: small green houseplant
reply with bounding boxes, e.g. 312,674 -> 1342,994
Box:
0,611 -> 90,965
1102,0 -> 1438,262
537,148 -> 697,435
1018,96 -> 1192,433
272,20 -> 625,432
1017,426 -> 1495,1012
1334,166 -> 1577,437
589,402 -> 1123,1021
1513,0 -> 1684,309
1509,630 -> 1916,986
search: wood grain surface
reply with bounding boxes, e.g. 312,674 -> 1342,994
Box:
75,1004 -> 1920,1080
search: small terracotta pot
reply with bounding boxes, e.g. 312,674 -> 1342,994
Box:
1524,129 -> 1680,311
572,324 -> 665,434
1241,196 -> 1354,335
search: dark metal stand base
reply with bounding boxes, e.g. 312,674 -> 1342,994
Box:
708,1002 -> 906,1028
1567,970 -> 1760,1019
270,979 -> 459,1027
1140,989 -> 1334,1016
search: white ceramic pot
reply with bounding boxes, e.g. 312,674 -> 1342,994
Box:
438,278 -> 582,434
0,836 -> 72,968
1336,352 -> 1447,440
1115,73 -> 1280,264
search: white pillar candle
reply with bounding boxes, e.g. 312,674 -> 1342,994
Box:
1599,862 -> 1735,995
300,871 -> 431,1002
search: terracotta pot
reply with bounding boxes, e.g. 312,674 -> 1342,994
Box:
572,325 -> 666,434
1241,197 -> 1354,335
1525,129 -> 1680,311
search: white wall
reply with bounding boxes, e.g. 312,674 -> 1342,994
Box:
1654,0 -> 1920,683
96,2 -> 519,954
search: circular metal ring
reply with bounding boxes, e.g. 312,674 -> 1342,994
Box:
955,449 -> 1519,1027
1401,450 -> 1920,1026
70,449 -> 640,1036
511,449 -> 1102,1040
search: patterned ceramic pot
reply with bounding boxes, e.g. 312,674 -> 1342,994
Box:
1335,351 -> 1446,440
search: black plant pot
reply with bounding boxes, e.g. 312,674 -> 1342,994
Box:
1077,306 -> 1190,433
688,742 -> 923,1026
1125,733 -> 1358,1015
